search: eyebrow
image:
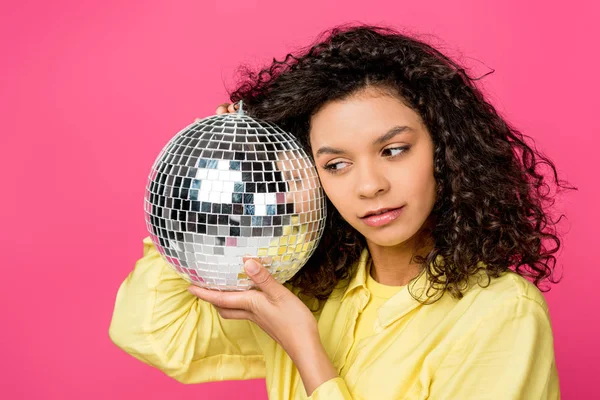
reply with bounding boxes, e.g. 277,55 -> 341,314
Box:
315,125 -> 411,157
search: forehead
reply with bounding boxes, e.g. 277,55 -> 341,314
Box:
309,91 -> 422,144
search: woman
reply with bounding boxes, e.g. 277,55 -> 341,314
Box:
109,24 -> 571,399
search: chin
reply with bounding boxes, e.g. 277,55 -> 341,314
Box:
361,226 -> 417,248
368,236 -> 410,248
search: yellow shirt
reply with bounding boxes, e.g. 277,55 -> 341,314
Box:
340,260 -> 404,377
109,237 -> 560,399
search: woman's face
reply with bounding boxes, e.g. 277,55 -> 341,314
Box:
309,87 -> 437,248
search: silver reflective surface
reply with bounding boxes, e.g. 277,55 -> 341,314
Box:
144,113 -> 326,291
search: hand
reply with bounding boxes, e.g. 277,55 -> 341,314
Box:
187,258 -> 320,361
215,102 -> 239,114
194,102 -> 239,123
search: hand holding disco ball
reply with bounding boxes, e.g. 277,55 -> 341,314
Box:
144,101 -> 327,291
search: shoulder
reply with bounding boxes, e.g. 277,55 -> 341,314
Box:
450,270 -> 553,331
465,270 -> 550,312
420,270 -> 557,367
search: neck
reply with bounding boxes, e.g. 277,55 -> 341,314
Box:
366,231 -> 433,287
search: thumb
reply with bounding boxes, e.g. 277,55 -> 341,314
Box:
244,259 -> 279,295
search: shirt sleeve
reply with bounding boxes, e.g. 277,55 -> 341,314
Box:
428,293 -> 560,399
308,377 -> 354,399
108,237 -> 266,384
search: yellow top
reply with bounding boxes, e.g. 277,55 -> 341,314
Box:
340,259 -> 404,377
109,237 -> 560,399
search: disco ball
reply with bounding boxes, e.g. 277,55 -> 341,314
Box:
144,105 -> 327,291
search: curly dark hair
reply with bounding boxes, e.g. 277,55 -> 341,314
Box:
228,23 -> 576,302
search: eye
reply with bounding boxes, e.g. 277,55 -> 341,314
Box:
323,161 -> 350,173
382,145 -> 411,157
322,146 -> 411,174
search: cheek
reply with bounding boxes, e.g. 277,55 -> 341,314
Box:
319,177 -> 350,214
405,162 -> 436,208
394,147 -> 435,198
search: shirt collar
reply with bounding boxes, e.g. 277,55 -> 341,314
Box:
340,248 -> 447,328
340,248 -> 371,302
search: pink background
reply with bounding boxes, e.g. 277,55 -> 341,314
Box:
1,0 -> 597,398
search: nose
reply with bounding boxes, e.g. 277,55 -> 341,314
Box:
355,164 -> 390,199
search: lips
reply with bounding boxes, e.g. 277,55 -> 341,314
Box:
359,206 -> 405,227
360,206 -> 404,219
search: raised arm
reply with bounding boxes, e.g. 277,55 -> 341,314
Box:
108,237 -> 266,383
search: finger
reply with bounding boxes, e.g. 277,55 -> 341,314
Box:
229,102 -> 241,113
214,306 -> 253,320
215,103 -> 231,114
244,259 -> 282,298
242,255 -> 273,267
188,285 -> 255,310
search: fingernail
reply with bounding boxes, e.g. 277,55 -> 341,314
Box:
244,260 -> 260,275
